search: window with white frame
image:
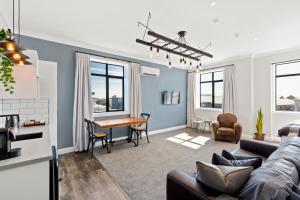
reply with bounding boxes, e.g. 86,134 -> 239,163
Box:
275,61 -> 300,112
196,71 -> 224,109
90,57 -> 129,114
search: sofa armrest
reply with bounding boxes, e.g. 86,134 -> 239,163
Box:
234,122 -> 242,143
167,170 -> 220,200
240,139 -> 279,158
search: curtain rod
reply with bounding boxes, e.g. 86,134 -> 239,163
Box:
75,51 -> 139,64
187,64 -> 234,73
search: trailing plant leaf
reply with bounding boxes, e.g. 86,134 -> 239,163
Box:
0,27 -> 15,94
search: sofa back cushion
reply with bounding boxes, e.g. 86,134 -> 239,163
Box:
239,137 -> 300,200
217,113 -> 237,128
239,158 -> 298,200
267,137 -> 300,172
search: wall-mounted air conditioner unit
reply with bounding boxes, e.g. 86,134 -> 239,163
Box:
140,66 -> 160,77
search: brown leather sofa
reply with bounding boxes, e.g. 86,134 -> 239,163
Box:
166,140 -> 279,200
211,113 -> 242,143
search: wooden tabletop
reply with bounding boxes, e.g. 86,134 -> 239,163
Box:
95,117 -> 146,129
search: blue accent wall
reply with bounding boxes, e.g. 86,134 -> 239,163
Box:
20,36 -> 187,149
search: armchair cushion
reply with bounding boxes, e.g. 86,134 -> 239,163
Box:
217,127 -> 235,136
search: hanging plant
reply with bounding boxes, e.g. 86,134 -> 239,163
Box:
0,27 -> 15,94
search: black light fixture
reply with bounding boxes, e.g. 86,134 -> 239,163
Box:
137,13 -> 213,70
4,51 -> 29,61
137,30 -> 213,61
1,0 -> 32,65
196,59 -> 202,73
168,60 -> 172,69
167,52 -> 172,69
149,46 -> 153,58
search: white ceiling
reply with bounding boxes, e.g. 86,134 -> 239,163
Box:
1,0 -> 300,67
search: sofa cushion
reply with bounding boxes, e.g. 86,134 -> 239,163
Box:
196,161 -> 253,195
212,153 -> 233,166
217,127 -> 235,136
221,150 -> 263,169
212,152 -> 262,169
267,137 -> 300,172
238,158 -> 299,200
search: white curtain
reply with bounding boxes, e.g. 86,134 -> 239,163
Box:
130,63 -> 142,117
73,53 -> 93,152
187,72 -> 196,127
223,65 -> 236,113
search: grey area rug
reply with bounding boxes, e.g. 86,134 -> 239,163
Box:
94,128 -> 238,200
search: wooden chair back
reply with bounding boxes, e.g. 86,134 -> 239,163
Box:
141,113 -> 150,130
84,119 -> 95,138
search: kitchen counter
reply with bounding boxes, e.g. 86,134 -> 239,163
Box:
0,125 -> 52,171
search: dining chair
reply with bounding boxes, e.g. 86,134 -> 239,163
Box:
84,119 -> 110,158
131,113 -> 150,146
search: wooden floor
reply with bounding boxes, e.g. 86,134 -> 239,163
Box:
59,152 -> 130,200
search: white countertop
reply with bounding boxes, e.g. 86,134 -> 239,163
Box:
0,125 -> 52,171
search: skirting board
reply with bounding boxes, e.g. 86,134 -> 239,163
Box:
58,124 -> 187,155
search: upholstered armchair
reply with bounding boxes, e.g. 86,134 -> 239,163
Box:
211,113 -> 242,143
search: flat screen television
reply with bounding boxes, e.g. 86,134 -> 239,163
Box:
162,91 -> 180,105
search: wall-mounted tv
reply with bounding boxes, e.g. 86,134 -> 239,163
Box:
162,91 -> 180,105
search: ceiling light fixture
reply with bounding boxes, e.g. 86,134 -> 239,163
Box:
196,59 -> 202,73
213,18 -> 220,24
149,46 -> 153,58
0,0 -> 31,65
210,2 -> 216,6
137,12 -> 213,69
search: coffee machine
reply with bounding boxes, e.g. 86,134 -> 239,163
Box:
0,114 -> 21,160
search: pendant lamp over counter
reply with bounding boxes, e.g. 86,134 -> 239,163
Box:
0,0 -> 32,65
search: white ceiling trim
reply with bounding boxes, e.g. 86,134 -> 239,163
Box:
21,29 -> 187,70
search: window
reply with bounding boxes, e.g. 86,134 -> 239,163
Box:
275,61 -> 300,112
199,71 -> 223,109
90,61 -> 124,113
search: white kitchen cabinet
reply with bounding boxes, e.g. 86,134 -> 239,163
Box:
0,161 -> 50,200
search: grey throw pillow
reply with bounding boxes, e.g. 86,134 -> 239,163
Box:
196,161 -> 253,195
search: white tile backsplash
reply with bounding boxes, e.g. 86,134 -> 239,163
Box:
0,99 -> 49,126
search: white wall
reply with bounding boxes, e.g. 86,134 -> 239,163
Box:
198,48 -> 300,137
198,57 -> 253,134
253,49 -> 300,136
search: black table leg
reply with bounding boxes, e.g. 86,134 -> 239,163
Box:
202,123 -> 206,134
127,127 -> 132,143
109,128 -> 113,145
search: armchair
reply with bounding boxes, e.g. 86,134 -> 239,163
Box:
211,113 -> 242,143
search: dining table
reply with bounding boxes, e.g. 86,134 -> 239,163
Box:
94,117 -> 146,153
